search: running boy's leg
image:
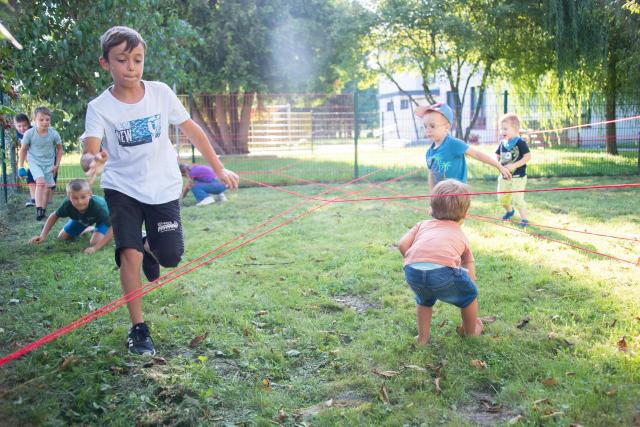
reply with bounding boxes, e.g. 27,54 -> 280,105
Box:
143,199 -> 184,270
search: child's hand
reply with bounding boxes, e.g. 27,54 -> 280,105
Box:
18,167 -> 28,178
498,165 -> 512,180
219,168 -> 240,190
83,246 -> 97,254
85,152 -> 108,184
505,163 -> 518,172
29,236 -> 44,244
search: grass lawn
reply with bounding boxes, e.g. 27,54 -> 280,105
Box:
0,175 -> 639,426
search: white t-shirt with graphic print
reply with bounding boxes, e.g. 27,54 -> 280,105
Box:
82,80 -> 189,204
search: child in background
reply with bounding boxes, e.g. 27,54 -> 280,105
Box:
29,179 -> 112,254
18,107 -> 63,220
399,179 -> 482,345
13,113 -> 36,207
495,113 -> 531,226
179,163 -> 228,205
81,26 -> 239,355
416,103 -> 511,189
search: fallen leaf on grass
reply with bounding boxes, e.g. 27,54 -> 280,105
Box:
470,359 -> 487,369
59,355 -> 77,370
437,319 -> 447,328
508,415 -> 525,424
516,316 -> 531,329
569,424 -> 585,427
295,399 -> 335,419
378,384 -> 390,403
617,336 -> 627,352
251,321 -> 266,327
109,365 -> 123,375
604,387 -> 617,396
274,409 -> 288,423
255,310 -> 268,316
565,371 -> 576,376
479,315 -> 497,324
434,377 -> 442,394
372,369 -> 401,378
541,378 -> 557,386
152,357 -> 166,365
189,331 -> 209,347
541,411 -> 563,419
403,365 -> 427,372
533,398 -> 551,405
262,378 -> 272,392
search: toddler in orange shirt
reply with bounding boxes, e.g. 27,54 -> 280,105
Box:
399,179 -> 482,345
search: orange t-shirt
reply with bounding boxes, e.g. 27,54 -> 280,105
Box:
403,219 -> 474,268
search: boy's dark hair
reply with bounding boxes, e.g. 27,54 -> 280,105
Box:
14,113 -> 29,124
33,107 -> 51,118
430,179 -> 471,222
178,163 -> 191,175
100,26 -> 147,60
66,179 -> 91,194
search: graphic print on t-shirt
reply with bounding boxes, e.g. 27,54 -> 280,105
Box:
114,114 -> 161,147
499,145 -> 520,165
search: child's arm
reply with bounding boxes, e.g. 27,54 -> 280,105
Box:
29,213 -> 60,244
52,143 -> 63,174
178,119 -> 239,190
83,226 -> 113,254
462,261 -> 477,281
466,146 -> 512,179
180,179 -> 193,199
505,152 -> 531,172
18,143 -> 28,169
81,137 -> 108,183
398,225 -> 419,256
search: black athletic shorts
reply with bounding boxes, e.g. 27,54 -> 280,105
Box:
104,189 -> 184,268
27,168 -> 57,189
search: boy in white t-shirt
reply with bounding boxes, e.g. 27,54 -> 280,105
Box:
81,26 -> 239,356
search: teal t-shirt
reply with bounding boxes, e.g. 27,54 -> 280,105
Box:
21,127 -> 62,167
55,195 -> 111,227
426,134 -> 469,184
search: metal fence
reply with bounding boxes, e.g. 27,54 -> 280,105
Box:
1,91 -> 639,208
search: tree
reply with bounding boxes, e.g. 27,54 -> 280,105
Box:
365,0 -> 547,142
542,0 -> 640,154
0,0 -> 199,149
177,0 -> 369,154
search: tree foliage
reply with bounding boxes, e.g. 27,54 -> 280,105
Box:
367,0 -> 547,141
1,0 -> 199,150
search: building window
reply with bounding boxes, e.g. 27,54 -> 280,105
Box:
400,99 -> 409,110
386,101 -> 394,112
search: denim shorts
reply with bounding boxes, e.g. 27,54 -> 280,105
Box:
404,264 -> 478,308
63,220 -> 109,237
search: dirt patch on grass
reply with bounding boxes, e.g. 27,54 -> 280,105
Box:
333,295 -> 377,314
459,391 -> 520,426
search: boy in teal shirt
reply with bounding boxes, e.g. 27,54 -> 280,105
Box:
416,103 -> 511,189
18,107 -> 63,220
29,179 -> 113,254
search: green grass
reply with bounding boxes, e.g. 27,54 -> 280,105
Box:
0,175 -> 639,426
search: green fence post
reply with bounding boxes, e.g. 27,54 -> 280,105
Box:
354,89 -> 359,179
189,93 -> 195,163
503,90 -> 508,114
0,90 -> 7,204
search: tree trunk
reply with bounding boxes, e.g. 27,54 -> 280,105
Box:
605,19 -> 618,155
214,94 -> 233,153
189,96 -> 227,154
236,93 -> 255,154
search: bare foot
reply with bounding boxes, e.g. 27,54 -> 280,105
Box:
415,335 -> 430,346
456,319 -> 483,337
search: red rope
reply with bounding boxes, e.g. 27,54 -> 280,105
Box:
0,169 -> 392,366
531,114 -> 640,134
316,182 -> 640,203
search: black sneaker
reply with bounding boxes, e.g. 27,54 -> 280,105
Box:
141,237 -> 160,282
25,199 -> 35,207
36,207 -> 46,221
127,322 -> 156,356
